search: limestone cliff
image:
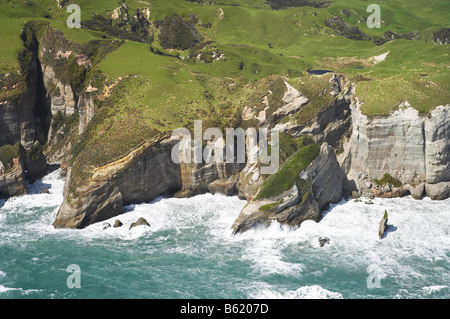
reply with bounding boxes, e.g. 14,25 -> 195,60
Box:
51,74 -> 449,231
340,99 -> 450,200
232,83 -> 449,233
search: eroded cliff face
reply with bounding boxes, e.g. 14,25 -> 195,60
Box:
48,70 -> 449,230
0,27 -> 50,196
41,65 -> 77,116
53,73 -> 448,230
53,137 -> 244,228
341,100 -> 450,200
1,21 -> 125,198
232,88 -> 449,233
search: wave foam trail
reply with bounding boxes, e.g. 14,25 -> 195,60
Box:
249,284 -> 343,299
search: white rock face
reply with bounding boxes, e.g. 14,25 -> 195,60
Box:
42,65 -> 76,116
78,94 -> 95,134
341,103 -> 450,198
271,81 -> 309,119
369,51 -> 390,64
425,105 -> 450,183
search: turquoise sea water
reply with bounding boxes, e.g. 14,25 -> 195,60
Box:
0,169 -> 449,299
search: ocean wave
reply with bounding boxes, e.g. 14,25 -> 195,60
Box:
0,284 -> 43,296
422,285 -> 448,294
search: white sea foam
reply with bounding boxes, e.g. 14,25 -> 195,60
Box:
230,195 -> 450,291
1,168 -> 65,213
71,193 -> 450,288
249,284 -> 343,299
0,285 -> 42,295
74,193 -> 247,242
422,285 -> 448,294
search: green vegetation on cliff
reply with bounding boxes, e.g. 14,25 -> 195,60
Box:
0,143 -> 21,167
256,143 -> 320,199
374,173 -> 402,188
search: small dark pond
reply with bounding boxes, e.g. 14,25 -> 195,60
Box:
307,69 -> 333,75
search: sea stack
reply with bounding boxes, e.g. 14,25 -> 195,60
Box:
378,210 -> 388,239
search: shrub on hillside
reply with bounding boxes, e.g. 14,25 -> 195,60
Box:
159,15 -> 203,50
433,28 -> 450,45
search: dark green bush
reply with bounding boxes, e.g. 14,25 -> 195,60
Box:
0,143 -> 21,167
433,28 -> 450,44
159,15 -> 203,50
373,173 -> 402,188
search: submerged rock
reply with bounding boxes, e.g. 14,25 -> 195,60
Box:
318,236 -> 330,247
129,217 -> 150,230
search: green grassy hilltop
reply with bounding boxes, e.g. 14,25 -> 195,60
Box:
0,0 -> 448,185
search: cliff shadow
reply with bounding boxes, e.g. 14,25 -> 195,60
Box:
123,196 -> 165,214
27,179 -> 52,195
319,197 -> 351,221
26,163 -> 60,195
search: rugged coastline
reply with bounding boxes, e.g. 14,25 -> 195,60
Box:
0,1 -> 448,234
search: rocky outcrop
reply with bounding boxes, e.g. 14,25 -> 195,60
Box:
277,75 -> 353,148
54,167 -> 124,229
271,81 -> 309,122
0,155 -> 27,197
318,236 -> 330,247
53,139 -> 177,228
208,174 -> 239,196
432,28 -> 450,45
232,143 -> 350,234
340,101 -> 450,200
